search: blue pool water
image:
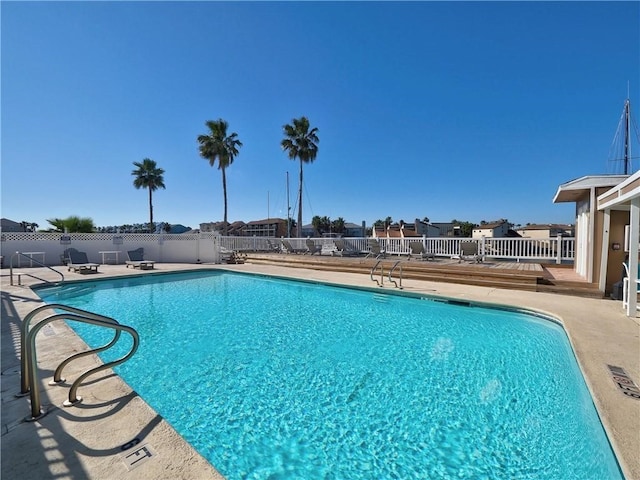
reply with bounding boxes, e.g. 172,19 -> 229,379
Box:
36,271 -> 623,479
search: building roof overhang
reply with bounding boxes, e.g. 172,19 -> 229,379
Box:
553,175 -> 629,203
597,170 -> 640,211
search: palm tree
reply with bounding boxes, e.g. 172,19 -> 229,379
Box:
281,116 -> 319,237
132,158 -> 166,233
46,216 -> 95,233
332,217 -> 345,234
198,119 -> 243,236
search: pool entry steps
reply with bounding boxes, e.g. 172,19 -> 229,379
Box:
18,304 -> 139,421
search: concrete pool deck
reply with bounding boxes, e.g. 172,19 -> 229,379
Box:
1,263 -> 639,479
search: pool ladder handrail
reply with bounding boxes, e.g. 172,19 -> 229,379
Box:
370,259 -> 384,286
18,303 -> 139,421
370,259 -> 403,289
388,260 -> 403,289
10,251 -> 65,286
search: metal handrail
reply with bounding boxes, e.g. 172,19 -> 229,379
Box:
388,260 -> 403,289
19,304 -> 119,395
370,259 -> 383,287
10,251 -> 64,286
20,304 -> 139,421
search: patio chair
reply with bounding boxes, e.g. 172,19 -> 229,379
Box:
281,239 -> 305,254
266,239 -> 282,253
333,239 -> 360,256
305,239 -> 322,255
365,238 -> 386,259
223,249 -> 246,264
453,241 -> 483,263
60,248 -> 72,266
408,242 -> 435,261
126,248 -> 155,270
67,248 -> 99,274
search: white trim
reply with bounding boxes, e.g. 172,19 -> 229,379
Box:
598,170 -> 640,210
587,187 -> 596,282
627,198 -> 639,315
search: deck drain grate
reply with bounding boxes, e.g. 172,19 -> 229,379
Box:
607,365 -> 640,400
120,443 -> 156,471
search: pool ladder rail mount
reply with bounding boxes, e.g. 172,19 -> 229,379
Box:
18,304 -> 139,421
370,259 -> 403,289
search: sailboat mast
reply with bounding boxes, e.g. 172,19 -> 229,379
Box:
624,98 -> 631,175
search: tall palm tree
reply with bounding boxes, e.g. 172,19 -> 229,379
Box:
281,116 -> 319,237
132,158 -> 166,233
198,119 -> 243,236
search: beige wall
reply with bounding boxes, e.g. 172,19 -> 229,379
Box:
517,229 -> 551,239
607,210 -> 632,290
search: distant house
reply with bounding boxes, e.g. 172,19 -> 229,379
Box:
472,221 -> 510,239
300,223 -> 316,237
516,224 -> 574,239
372,223 -> 392,238
199,220 -> 246,236
373,219 -> 439,239
169,224 -> 191,234
430,222 -> 462,237
199,222 -> 220,233
343,222 -> 366,237
1,218 -> 23,232
244,218 -> 288,237
301,221 -> 365,237
413,219 -> 441,237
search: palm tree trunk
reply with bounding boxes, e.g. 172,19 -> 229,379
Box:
297,159 -> 303,237
222,167 -> 228,236
148,188 -> 154,233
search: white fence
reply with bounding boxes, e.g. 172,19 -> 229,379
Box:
0,232 -> 222,267
0,232 -> 575,267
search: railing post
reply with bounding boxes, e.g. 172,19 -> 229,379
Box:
556,234 -> 562,264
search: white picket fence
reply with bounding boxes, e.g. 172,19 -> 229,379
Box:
0,232 -> 575,268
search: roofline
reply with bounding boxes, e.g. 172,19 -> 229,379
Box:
553,174 -> 629,203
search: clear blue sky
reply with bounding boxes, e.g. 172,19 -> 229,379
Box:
2,1 -> 639,231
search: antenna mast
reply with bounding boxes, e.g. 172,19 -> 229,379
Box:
624,98 -> 631,175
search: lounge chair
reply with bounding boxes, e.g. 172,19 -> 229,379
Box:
305,239 -> 322,255
126,248 -> 155,269
222,249 -> 246,264
60,248 -> 72,265
408,242 -> 435,261
333,239 -> 360,256
266,239 -> 282,253
453,241 -> 483,263
67,248 -> 99,274
281,239 -> 305,254
365,238 -> 386,259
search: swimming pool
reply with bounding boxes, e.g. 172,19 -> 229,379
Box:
36,271 -> 623,479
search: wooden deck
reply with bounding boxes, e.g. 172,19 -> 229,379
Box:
240,253 -> 602,298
